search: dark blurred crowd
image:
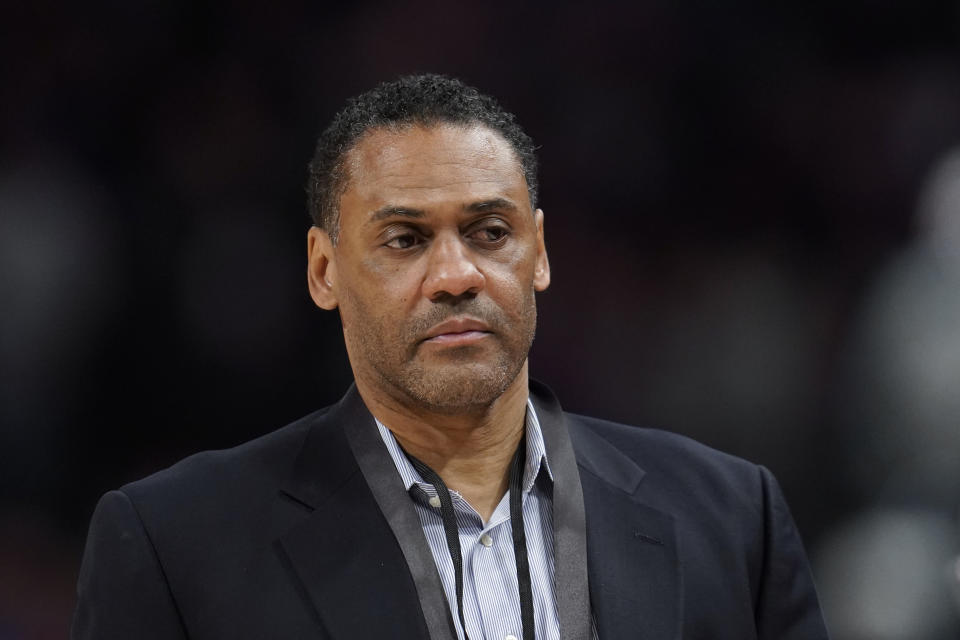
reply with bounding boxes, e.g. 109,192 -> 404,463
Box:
2,1 -> 959,638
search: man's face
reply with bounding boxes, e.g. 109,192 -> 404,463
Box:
308,123 -> 550,412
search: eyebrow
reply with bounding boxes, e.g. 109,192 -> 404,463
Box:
368,198 -> 519,223
466,198 -> 519,213
369,205 -> 426,222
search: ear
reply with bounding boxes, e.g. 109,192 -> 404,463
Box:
307,226 -> 339,310
533,209 -> 551,292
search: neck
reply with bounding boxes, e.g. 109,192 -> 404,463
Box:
357,364 -> 530,521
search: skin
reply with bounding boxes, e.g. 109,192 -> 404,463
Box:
307,123 -> 550,520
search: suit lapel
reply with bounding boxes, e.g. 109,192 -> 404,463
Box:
343,388 -> 458,640
568,417 -> 682,640
278,473 -> 431,638
277,386 -> 440,639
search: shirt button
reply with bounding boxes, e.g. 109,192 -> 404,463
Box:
480,534 -> 493,547
505,635 -> 519,640
428,496 -> 441,508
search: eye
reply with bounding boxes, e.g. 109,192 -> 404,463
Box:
384,233 -> 422,250
468,223 -> 510,245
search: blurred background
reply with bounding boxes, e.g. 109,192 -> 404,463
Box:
2,1 -> 960,637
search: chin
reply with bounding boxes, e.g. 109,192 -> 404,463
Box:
398,361 -> 522,413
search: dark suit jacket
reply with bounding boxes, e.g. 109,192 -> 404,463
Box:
72,382 -> 828,639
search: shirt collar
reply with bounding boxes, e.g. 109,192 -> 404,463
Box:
375,397 -> 553,496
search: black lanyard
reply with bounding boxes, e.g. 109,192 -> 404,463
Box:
405,438 -> 535,640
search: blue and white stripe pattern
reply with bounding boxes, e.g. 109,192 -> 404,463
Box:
376,399 -> 561,640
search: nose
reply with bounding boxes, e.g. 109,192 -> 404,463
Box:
421,234 -> 485,301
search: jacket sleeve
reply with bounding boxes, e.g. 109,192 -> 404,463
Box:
754,466 -> 830,639
72,490 -> 188,640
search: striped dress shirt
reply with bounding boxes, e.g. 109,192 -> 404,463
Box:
376,399 -> 561,640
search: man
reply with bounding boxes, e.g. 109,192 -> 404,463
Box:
72,75 -> 829,639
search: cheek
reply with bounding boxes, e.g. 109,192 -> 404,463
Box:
338,279 -> 413,341
485,251 -> 538,291
486,273 -> 537,321
358,258 -> 422,305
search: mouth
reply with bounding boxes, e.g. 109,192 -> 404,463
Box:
421,317 -> 493,346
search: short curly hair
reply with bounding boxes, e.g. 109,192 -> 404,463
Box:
307,74 -> 538,242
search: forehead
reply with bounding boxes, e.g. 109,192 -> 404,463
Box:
341,123 -> 529,213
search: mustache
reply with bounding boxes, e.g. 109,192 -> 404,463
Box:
407,299 -> 504,339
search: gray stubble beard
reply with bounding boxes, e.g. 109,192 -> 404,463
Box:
348,291 -> 538,415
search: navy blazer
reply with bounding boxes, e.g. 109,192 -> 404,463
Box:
72,382 -> 828,639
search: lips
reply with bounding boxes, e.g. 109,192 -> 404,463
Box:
422,317 -> 493,344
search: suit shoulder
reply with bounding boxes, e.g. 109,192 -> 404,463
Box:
568,412 -> 753,466
119,406 -> 331,506
565,412 -> 764,508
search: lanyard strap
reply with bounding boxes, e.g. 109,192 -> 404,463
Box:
406,439 -> 535,640
508,437 -> 536,640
